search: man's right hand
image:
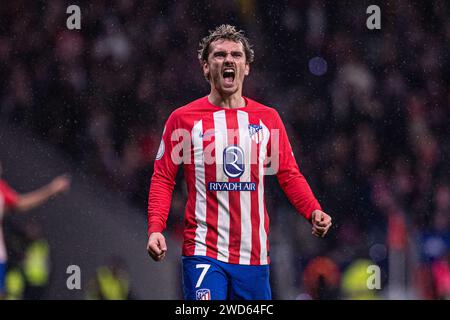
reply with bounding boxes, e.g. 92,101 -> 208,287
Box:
49,174 -> 71,195
147,232 -> 167,261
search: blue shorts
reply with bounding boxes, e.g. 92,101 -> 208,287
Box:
0,262 -> 6,295
182,255 -> 271,300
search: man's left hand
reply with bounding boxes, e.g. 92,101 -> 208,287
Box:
311,210 -> 332,238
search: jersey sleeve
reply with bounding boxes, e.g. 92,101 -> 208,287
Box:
147,111 -> 182,235
271,111 -> 322,221
0,180 -> 19,209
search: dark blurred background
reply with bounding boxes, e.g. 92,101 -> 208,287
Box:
0,0 -> 449,299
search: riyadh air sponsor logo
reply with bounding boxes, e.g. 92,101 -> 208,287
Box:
196,288 -> 211,300
223,145 -> 245,178
208,182 -> 256,191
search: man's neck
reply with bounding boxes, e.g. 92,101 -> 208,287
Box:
208,89 -> 246,109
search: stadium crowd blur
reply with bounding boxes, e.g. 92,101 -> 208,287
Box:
0,0 -> 449,299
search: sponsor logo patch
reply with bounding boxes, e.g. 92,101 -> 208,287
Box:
223,145 -> 244,178
208,182 -> 256,191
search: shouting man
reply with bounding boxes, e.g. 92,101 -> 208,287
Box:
147,25 -> 332,300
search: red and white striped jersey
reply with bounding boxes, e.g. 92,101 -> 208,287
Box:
148,96 -> 322,265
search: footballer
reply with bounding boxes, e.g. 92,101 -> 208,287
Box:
147,25 -> 332,300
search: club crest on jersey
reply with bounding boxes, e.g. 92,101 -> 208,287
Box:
223,145 -> 244,178
196,289 -> 211,300
248,124 -> 263,144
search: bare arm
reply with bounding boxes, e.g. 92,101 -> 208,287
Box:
15,174 -> 71,212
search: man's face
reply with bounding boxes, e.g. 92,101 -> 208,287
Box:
203,39 -> 250,95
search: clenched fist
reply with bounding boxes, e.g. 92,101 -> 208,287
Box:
311,210 -> 332,238
147,232 -> 167,261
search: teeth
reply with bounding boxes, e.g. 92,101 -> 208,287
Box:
223,69 -> 235,78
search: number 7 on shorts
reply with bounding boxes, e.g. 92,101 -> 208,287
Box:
195,264 -> 210,288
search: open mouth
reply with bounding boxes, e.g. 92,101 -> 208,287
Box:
222,68 -> 235,86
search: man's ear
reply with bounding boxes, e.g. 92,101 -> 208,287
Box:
244,63 -> 250,76
203,61 -> 209,79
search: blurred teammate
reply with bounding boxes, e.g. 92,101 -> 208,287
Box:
0,161 -> 70,298
147,25 -> 332,300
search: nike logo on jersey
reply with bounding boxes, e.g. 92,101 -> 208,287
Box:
199,130 -> 215,140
